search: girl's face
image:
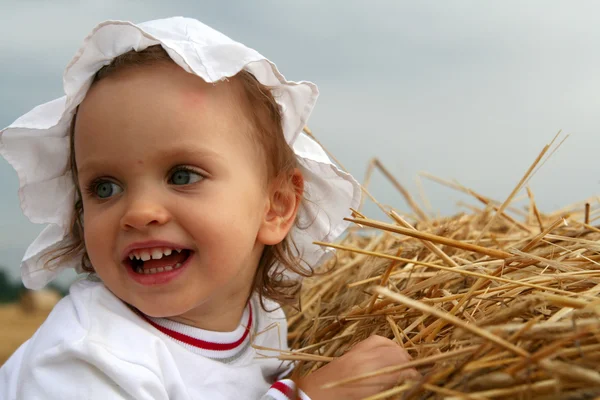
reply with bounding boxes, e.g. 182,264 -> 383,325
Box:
74,63 -> 273,330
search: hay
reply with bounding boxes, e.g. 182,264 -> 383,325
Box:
283,130 -> 600,399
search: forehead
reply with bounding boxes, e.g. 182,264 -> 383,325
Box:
74,63 -> 260,166
78,63 -> 244,129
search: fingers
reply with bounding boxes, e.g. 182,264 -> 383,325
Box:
302,335 -> 423,400
353,338 -> 420,386
351,335 -> 404,352
401,368 -> 422,381
362,336 -> 413,362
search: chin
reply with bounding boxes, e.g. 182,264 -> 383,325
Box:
145,305 -> 187,318
126,298 -> 189,319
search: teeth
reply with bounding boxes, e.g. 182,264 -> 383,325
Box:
134,264 -> 183,275
128,247 -> 183,261
151,249 -> 164,260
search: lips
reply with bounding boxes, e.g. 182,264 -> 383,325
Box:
124,249 -> 194,286
122,242 -> 193,275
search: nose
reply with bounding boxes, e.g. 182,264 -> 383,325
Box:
120,193 -> 171,231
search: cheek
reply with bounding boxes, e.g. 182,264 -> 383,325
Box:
81,208 -> 113,259
191,212 -> 259,261
82,222 -> 99,262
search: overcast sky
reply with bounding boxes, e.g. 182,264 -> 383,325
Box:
1,0 -> 600,286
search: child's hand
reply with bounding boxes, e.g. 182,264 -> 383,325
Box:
298,335 -> 420,400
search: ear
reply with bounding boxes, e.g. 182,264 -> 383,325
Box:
257,168 -> 304,246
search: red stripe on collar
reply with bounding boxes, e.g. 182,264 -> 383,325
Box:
142,304 -> 252,351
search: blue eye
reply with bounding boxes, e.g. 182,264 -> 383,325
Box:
94,181 -> 123,199
169,168 -> 204,185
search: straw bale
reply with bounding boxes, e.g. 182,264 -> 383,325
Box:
281,131 -> 600,399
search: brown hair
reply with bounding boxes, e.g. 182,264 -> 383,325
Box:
47,45 -> 313,309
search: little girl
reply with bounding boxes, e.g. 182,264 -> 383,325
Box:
0,17 -> 417,399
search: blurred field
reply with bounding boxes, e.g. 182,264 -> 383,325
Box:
0,303 -> 52,365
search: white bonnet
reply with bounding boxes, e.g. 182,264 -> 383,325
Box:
0,17 -> 360,289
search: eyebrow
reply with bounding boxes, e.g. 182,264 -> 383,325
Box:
77,145 -> 224,176
158,145 -> 224,162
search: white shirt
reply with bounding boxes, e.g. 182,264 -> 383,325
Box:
1,279 -> 310,399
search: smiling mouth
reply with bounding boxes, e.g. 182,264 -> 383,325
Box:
126,248 -> 192,275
